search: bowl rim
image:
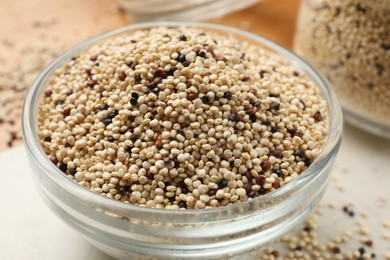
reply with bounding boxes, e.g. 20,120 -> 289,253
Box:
22,21 -> 343,217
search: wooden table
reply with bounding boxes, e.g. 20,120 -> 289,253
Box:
0,0 -> 300,151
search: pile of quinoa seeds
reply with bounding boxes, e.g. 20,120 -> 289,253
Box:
38,27 -> 328,209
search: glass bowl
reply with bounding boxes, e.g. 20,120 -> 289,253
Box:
22,22 -> 342,260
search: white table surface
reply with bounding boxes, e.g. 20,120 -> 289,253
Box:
1,123 -> 390,260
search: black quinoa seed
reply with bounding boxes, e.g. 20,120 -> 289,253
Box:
117,185 -> 127,194
177,54 -> 186,63
102,117 -> 112,126
44,136 -> 51,142
69,169 -> 77,175
295,150 -> 306,159
179,34 -> 187,41
178,201 -> 187,208
275,169 -> 283,177
67,89 -> 73,95
202,95 -> 211,104
258,188 -> 267,195
146,172 -> 154,180
59,163 -> 67,173
131,92 -> 139,99
259,70 -> 267,78
250,114 -> 257,122
299,99 -> 306,110
358,247 -> 365,255
55,100 -> 64,106
223,91 -> 232,99
262,120 -> 271,126
356,3 -> 367,13
130,98 -> 138,106
198,51 -> 206,58
273,102 -> 281,111
134,74 -> 142,83
107,136 -> 115,142
381,43 -> 390,51
304,157 -> 312,167
107,111 -> 118,119
303,226 -> 312,233
218,178 -> 228,189
131,134 -> 139,142
152,87 -> 160,94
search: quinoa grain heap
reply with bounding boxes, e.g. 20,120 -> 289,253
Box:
38,27 -> 328,209
294,0 -> 390,124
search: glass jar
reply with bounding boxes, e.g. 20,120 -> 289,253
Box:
22,22 -> 342,260
294,0 -> 390,138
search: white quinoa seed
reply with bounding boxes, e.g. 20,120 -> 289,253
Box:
38,27 -> 328,209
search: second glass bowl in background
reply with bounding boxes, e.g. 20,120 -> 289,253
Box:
118,0 -> 260,22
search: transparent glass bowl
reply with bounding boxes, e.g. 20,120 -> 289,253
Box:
118,0 -> 260,22
22,22 -> 342,260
